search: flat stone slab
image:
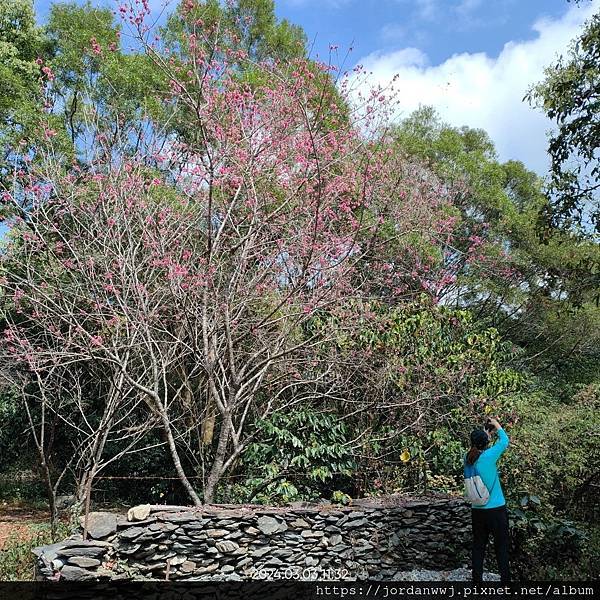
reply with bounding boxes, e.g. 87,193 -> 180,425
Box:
59,565 -> 99,581
257,516 -> 288,535
79,512 -> 118,539
67,556 -> 102,568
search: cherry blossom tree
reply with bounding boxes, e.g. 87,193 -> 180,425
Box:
0,1 -> 499,505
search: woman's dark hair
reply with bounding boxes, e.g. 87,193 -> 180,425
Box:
466,447 -> 482,465
466,428 -> 489,465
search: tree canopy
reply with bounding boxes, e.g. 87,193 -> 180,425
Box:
527,11 -> 600,233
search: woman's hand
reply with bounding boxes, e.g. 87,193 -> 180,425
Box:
488,417 -> 501,431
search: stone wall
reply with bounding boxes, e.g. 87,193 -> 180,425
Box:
33,495 -> 471,582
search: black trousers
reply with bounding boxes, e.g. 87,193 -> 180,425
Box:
471,505 -> 511,583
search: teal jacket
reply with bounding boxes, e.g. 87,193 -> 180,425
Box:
468,427 -> 510,509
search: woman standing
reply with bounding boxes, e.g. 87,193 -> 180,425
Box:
465,417 -> 511,582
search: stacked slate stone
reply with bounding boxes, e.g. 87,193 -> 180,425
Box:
33,496 -> 470,581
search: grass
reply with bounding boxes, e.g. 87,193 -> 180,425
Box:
0,522 -> 70,581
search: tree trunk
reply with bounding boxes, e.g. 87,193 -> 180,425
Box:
201,386 -> 216,445
203,414 -> 231,503
160,410 -> 202,506
81,469 -> 95,541
40,460 -> 58,540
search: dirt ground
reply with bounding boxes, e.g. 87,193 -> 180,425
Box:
0,506 -> 50,551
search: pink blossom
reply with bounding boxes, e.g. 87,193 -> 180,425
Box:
90,335 -> 103,347
41,65 -> 55,81
90,37 -> 102,55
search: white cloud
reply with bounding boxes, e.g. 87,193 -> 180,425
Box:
350,1 -> 600,175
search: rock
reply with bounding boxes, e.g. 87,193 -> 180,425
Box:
288,501 -> 315,509
290,518 -> 310,528
348,511 -> 365,518
149,522 -> 178,533
180,560 -> 196,573
301,530 -> 323,538
116,543 -> 141,555
244,526 -> 260,535
183,522 -> 206,531
167,513 -> 198,523
67,556 -> 102,568
196,563 -> 219,574
127,504 -> 152,522
205,529 -> 228,538
250,546 -> 271,558
58,545 -> 107,559
142,551 -> 169,562
216,540 -> 239,554
237,557 -> 253,568
216,519 -> 235,527
344,518 -> 369,529
59,565 -> 98,581
33,496 -> 473,582
257,516 -> 287,535
119,527 -> 146,540
79,512 -> 117,540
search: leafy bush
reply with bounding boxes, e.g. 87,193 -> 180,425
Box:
508,498 -> 599,580
503,384 -> 600,521
219,408 -> 356,504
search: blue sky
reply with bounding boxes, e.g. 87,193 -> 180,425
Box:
275,0 -> 570,65
30,0 -> 600,175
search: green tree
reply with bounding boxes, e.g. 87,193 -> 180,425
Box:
389,107 -> 600,384
0,0 -> 49,186
162,0 -> 306,65
46,2 -> 167,161
526,11 -> 600,233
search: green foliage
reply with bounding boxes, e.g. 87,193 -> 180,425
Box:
46,2 -> 167,155
503,383 -> 600,520
0,521 -> 70,580
163,0 -> 306,64
222,407 -> 356,504
0,0 -> 49,189
508,501 -> 599,580
323,300 -> 524,417
392,107 -> 600,386
313,300 -> 525,498
526,11 -> 600,233
0,388 -> 29,469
